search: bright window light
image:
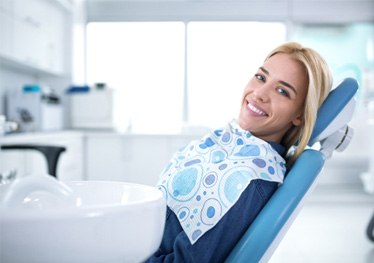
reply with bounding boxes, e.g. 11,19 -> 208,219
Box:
86,21 -> 286,133
86,22 -> 185,133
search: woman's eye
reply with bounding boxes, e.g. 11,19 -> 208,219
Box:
277,87 -> 290,98
255,74 -> 265,81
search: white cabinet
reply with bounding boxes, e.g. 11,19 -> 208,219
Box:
0,0 -> 69,75
12,0 -> 46,67
85,134 -> 194,186
0,131 -> 198,186
0,131 -> 85,181
0,0 -> 13,57
84,133 -> 190,185
43,0 -> 66,74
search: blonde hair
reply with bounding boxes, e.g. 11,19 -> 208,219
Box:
265,42 -> 332,164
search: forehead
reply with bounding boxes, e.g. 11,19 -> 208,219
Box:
263,53 -> 308,89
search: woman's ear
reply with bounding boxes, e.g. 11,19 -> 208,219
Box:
292,115 -> 303,126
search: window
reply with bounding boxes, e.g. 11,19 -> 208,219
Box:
290,23 -> 374,107
86,22 -> 185,133
86,21 -> 286,133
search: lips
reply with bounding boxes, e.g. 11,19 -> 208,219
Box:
247,101 -> 268,116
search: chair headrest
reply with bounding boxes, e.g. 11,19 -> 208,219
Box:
308,78 -> 358,146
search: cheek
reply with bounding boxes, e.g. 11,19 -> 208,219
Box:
277,101 -> 303,120
240,89 -> 248,103
241,81 -> 254,97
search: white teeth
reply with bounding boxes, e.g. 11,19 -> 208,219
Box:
247,103 -> 267,116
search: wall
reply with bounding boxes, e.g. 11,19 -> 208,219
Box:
0,68 -> 37,114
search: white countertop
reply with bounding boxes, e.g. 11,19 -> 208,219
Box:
0,128 -> 205,140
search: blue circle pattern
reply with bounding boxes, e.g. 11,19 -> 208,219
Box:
222,169 -> 252,204
158,120 -> 286,244
203,172 -> 217,188
171,167 -> 198,197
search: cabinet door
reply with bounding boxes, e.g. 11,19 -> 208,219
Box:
52,136 -> 85,181
12,0 -> 46,67
85,136 -> 129,182
85,135 -> 192,186
9,0 -> 67,74
0,0 -> 13,12
0,150 -> 29,179
0,0 -> 14,57
43,0 -> 66,74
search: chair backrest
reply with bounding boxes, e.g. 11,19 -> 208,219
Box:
225,78 -> 359,263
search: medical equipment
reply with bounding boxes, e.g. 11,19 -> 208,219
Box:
6,85 -> 64,132
226,77 -> 359,262
67,85 -> 114,129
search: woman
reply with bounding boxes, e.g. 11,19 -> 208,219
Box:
146,42 -> 332,262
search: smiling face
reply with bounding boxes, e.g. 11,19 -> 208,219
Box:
238,53 -> 308,143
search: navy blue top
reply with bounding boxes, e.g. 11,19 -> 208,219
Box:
145,142 -> 285,263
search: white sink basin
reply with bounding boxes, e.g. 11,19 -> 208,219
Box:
0,175 -> 166,263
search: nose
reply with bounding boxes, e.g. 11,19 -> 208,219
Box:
252,83 -> 271,103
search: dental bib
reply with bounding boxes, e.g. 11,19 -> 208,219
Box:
157,120 -> 286,244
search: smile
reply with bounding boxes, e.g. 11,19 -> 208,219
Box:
247,102 -> 268,116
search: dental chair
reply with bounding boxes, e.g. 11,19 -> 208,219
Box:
226,77 -> 359,262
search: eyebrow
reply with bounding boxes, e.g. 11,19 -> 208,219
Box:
259,67 -> 298,95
